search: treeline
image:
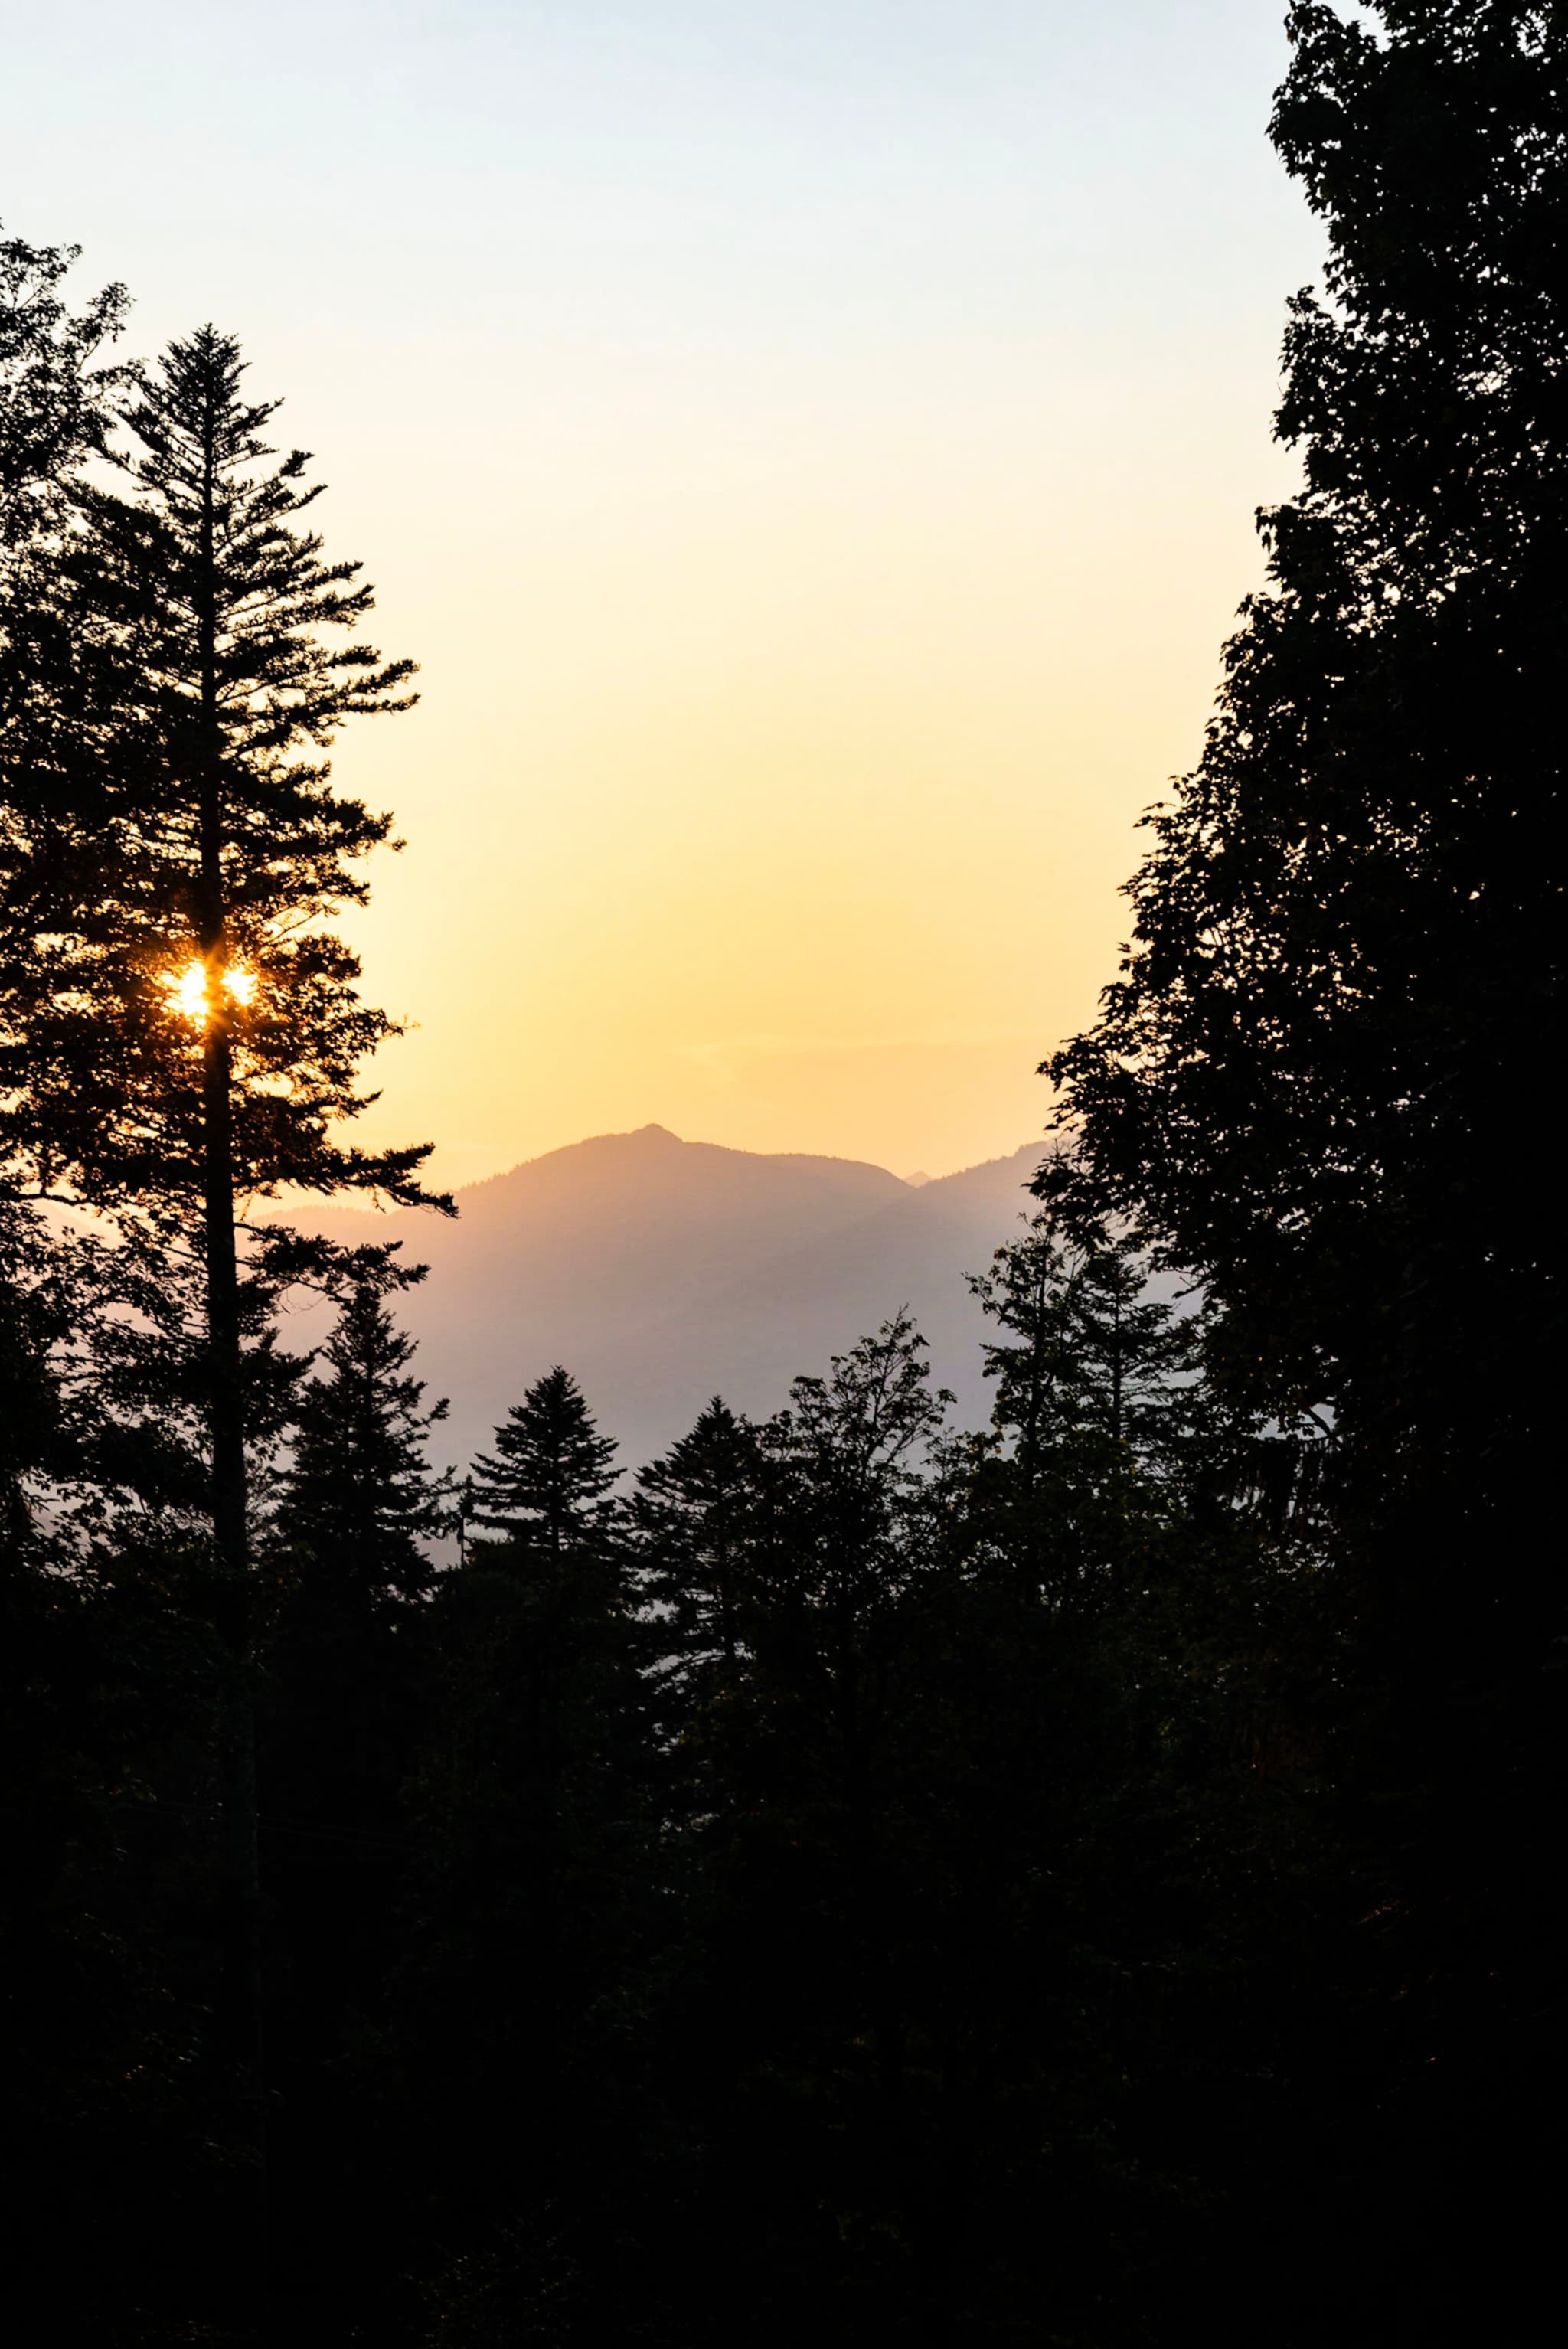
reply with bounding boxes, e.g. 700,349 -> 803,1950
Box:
4,1188 -> 1328,2346
2,5 -> 1563,2343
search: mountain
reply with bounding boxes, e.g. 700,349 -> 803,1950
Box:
296,1125 -> 1047,1476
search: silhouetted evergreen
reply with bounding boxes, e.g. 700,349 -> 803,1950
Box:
0,221 -> 126,541
273,1258 -> 452,1616
380,1368 -> 654,2336
2,283 -> 444,2339
963,1197 -> 1197,1615
630,1394 -> 769,1681
260,1266 -> 452,2333
469,1362 -> 620,1551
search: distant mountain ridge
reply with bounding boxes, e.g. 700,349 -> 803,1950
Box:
299,1125 -> 1047,1475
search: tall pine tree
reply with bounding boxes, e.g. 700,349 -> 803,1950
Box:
469,1364 -> 619,1557
1,321 -> 446,2332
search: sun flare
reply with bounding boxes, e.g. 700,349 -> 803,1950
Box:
162,958 -> 258,1024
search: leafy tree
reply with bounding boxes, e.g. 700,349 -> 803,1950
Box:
2,227 -> 130,1194
971,1197 -> 1192,1462
642,1322 -> 953,2333
1043,4 -> 1566,2321
0,1204 -> 67,1548
1045,1 -> 1562,1573
2,258 -> 229,2318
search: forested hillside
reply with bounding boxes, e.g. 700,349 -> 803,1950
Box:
2,7 -> 1561,2343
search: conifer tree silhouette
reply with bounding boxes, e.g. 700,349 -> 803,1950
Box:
264,1265 -> 452,2316
469,1364 -> 619,1557
276,1261 -> 452,1616
970,1199 -> 1191,1471
632,1395 -> 768,1675
0,224 -> 126,544
2,322 -> 446,2318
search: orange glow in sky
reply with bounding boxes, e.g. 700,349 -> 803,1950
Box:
6,2 -> 1323,1185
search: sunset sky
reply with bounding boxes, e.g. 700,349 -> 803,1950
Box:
4,1 -> 1323,1186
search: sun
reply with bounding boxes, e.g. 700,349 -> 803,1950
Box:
163,960 -> 209,1022
162,958 -> 259,1024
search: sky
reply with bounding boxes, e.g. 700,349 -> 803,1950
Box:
2,1 -> 1325,1187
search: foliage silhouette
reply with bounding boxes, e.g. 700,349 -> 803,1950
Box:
2,8 -> 1561,2339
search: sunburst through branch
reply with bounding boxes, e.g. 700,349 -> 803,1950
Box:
161,956 -> 258,1025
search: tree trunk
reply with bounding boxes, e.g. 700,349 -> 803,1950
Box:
197,388 -> 270,2331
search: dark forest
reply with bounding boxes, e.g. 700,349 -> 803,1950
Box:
1,6 -> 1561,2341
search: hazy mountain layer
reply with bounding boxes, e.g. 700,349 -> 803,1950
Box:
299,1124 -> 1046,1474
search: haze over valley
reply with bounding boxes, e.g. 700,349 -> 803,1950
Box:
305,1124 -> 1048,1472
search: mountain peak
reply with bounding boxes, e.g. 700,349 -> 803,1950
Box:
295,1133 -> 1047,1469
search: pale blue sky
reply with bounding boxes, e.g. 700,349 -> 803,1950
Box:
6,3 -> 1312,358
2,3 -> 1328,1183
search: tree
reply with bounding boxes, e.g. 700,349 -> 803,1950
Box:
397,1371 -> 652,2322
648,1322 -> 955,2334
3,320 -> 441,1521
763,1312 -> 949,1646
263,1264 -> 452,2333
1045,1 -> 1563,1576
0,223 -> 126,544
0,1205 -> 67,1553
963,1198 -> 1194,1612
971,1194 -> 1191,1457
274,1256 -> 452,1618
2,227 -> 128,1266
1043,5 -> 1566,2320
631,1396 -> 769,1682
0,322 -> 446,2332
469,1364 -> 619,1556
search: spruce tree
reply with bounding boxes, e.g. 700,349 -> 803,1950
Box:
632,1396 -> 768,1679
964,1205 -> 1191,1612
972,1199 -> 1192,1463
0,322 -> 445,2325
400,1369 -> 650,2305
3,323 -> 439,1468
263,1266 -> 452,2329
469,1364 -> 619,1557
274,1259 -> 452,1618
